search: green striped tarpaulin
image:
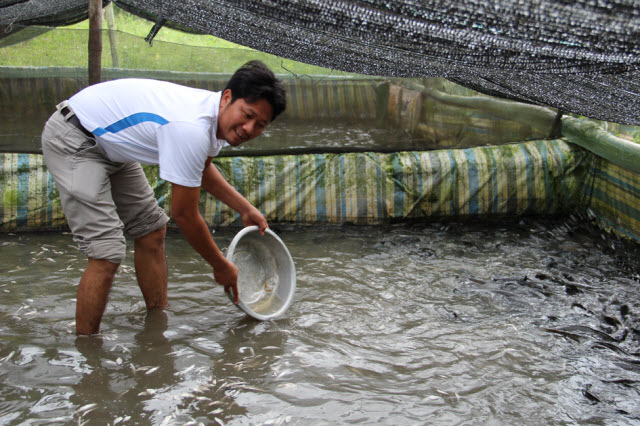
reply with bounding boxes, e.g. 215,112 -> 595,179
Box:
205,140 -> 588,225
1,139 -> 605,235
587,160 -> 640,242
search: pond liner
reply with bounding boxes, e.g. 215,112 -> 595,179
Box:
3,138 -> 637,244
1,69 -> 639,242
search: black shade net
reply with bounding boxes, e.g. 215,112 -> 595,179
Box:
1,0 -> 639,125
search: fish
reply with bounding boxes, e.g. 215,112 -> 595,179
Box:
136,365 -> 155,372
112,344 -> 131,354
76,403 -> 97,414
543,325 -> 617,342
0,351 -> 15,363
582,384 -> 600,404
174,364 -> 196,376
236,384 -> 265,393
273,369 -> 292,379
159,416 -> 174,426
115,389 -> 130,399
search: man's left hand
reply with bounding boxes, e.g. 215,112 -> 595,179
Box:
241,206 -> 268,235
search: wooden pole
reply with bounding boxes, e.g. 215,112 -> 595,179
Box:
88,0 -> 103,85
105,3 -> 120,68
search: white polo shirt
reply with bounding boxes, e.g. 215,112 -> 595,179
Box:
68,78 -> 228,187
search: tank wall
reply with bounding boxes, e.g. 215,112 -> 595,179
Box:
586,160 -> 640,241
386,78 -> 555,149
1,67 -> 551,154
0,140 -> 591,232
2,68 -> 639,243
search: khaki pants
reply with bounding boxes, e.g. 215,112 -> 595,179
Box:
41,104 -> 170,263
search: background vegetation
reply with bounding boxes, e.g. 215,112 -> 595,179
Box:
0,4 -> 355,76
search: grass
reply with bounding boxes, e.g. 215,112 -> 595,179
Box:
0,5 -> 356,76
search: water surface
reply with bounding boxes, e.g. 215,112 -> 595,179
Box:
1,218 -> 640,425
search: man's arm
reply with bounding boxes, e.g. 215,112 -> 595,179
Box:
170,182 -> 239,303
201,157 -> 268,234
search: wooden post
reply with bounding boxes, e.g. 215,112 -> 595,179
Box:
88,0 -> 103,85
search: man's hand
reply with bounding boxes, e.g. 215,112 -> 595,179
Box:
171,182 -> 241,303
214,258 -> 239,304
241,205 -> 269,235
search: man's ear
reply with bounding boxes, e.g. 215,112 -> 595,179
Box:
219,89 -> 232,110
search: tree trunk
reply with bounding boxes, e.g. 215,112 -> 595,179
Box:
88,0 -> 103,85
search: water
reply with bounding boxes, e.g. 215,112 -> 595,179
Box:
1,117 -> 413,155
1,218 -> 640,425
232,239 -> 280,306
227,119 -> 415,155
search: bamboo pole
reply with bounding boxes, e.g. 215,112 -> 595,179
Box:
88,0 -> 103,85
401,80 -> 559,134
562,117 -> 640,174
105,3 -> 120,68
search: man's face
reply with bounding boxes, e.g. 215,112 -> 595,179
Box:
216,89 -> 273,146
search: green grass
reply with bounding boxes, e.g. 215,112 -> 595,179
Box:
101,7 -> 245,49
0,5 -> 356,76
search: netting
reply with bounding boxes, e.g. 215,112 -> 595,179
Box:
0,64 -> 579,156
1,0 -> 639,125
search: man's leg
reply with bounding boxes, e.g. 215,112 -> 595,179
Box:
42,107 -> 128,335
109,162 -> 171,309
76,258 -> 120,335
134,226 -> 168,309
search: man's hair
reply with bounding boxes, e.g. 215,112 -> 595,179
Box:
224,60 -> 287,121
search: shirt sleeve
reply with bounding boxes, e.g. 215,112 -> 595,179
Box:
157,121 -> 210,187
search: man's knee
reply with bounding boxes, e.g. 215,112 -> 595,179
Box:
87,257 -> 120,278
135,226 -> 166,252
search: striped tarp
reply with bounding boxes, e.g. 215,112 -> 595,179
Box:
586,159 -> 640,242
0,140 -> 593,232
0,153 -> 65,231
205,140 -> 588,225
283,78 -> 381,120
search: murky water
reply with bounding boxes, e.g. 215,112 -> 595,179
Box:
228,119 -> 415,155
1,218 -> 640,425
1,117 -> 412,155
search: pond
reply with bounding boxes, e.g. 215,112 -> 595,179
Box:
229,119 -> 415,155
0,115 -> 414,155
1,217 -> 640,424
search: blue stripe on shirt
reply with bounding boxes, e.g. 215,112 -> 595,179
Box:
92,112 -> 169,136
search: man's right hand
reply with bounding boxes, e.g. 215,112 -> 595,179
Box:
214,258 -> 239,304
170,182 -> 241,304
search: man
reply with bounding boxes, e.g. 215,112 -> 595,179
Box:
41,60 -> 287,335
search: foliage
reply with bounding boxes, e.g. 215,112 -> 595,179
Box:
0,5 -> 355,77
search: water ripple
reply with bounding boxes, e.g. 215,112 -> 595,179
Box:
1,219 -> 640,423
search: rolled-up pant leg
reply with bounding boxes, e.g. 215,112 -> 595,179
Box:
111,163 -> 170,240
